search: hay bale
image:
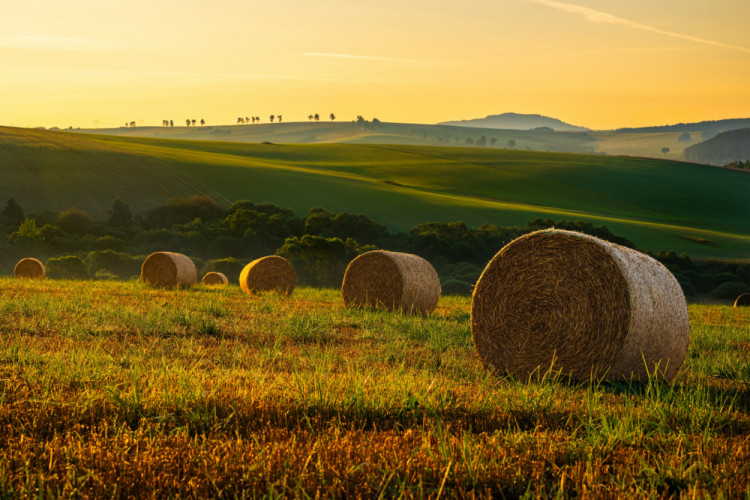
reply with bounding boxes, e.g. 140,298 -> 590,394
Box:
239,256 -> 296,295
735,293 -> 750,307
140,251 -> 196,288
342,250 -> 441,314
201,272 -> 229,286
471,229 -> 690,381
14,258 -> 45,279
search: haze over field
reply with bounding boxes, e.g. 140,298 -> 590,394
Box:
2,1 -> 749,130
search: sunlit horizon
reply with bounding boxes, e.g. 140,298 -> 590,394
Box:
2,0 -> 749,130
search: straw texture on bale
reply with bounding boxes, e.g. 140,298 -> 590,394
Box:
140,252 -> 197,289
342,250 -> 441,314
239,256 -> 296,296
735,293 -> 750,307
201,272 -> 229,286
471,229 -> 690,381
14,258 -> 45,279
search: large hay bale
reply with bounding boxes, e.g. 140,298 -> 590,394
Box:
202,272 -> 229,286
471,229 -> 689,381
735,293 -> 750,307
239,256 -> 296,295
140,251 -> 196,289
342,250 -> 441,314
14,258 -> 45,279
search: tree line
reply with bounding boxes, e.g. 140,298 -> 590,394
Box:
0,196 -> 747,299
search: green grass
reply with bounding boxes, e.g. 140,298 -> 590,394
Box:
2,126 -> 749,258
0,277 -> 747,498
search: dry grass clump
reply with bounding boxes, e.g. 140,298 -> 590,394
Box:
735,293 -> 750,307
471,229 -> 690,381
342,250 -> 441,315
140,252 -> 197,289
239,256 -> 296,296
14,258 -> 45,279
201,272 -> 229,286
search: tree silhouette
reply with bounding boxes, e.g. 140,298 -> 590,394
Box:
506,139 -> 516,149
245,117 -> 250,124
191,119 -> 197,126
186,119 -> 191,126
129,121 -> 136,127
237,117 -> 244,124
255,116 -> 260,123
251,117 -> 256,124
0,198 -> 25,227
308,115 -> 313,121
270,115 -> 275,123
314,114 -> 320,121
169,120 -> 174,127
200,119 -> 205,126
330,113 -> 336,122
107,198 -> 132,227
277,115 -> 282,123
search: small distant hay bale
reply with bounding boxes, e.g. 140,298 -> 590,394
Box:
14,258 -> 45,279
239,256 -> 296,295
202,272 -> 229,286
471,229 -> 690,381
735,293 -> 750,307
342,250 -> 441,314
140,251 -> 196,289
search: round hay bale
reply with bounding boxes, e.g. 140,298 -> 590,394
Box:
201,272 -> 229,286
14,258 -> 45,279
735,293 -> 750,307
140,251 -> 196,289
471,229 -> 690,381
239,256 -> 296,296
342,250 -> 441,315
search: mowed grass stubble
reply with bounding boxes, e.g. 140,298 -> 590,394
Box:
0,277 -> 747,498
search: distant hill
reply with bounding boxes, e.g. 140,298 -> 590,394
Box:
683,128 -> 750,166
1,126 -> 749,259
612,118 -> 750,138
438,113 -> 590,132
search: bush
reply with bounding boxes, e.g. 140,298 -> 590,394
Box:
86,250 -> 142,280
441,278 -> 473,296
278,235 -> 374,287
710,282 -> 750,300
672,272 -> 696,297
46,255 -> 88,280
200,257 -> 245,285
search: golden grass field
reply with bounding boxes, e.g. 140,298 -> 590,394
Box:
0,277 -> 747,498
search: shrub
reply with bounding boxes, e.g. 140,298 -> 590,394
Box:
710,282 -> 750,300
441,278 -> 473,296
46,255 -> 88,280
201,257 -> 245,285
86,250 -> 142,280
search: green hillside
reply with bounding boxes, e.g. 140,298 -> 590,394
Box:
76,121 -> 709,160
1,126 -> 748,258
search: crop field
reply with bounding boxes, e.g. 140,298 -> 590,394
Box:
1,126 -> 749,259
81,122 -> 700,161
0,277 -> 747,498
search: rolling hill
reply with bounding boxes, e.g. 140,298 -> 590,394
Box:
683,128 -> 750,165
1,126 -> 748,259
438,112 -> 589,131
72,119 -> 739,163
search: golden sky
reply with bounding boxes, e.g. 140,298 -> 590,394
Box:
2,0 -> 749,130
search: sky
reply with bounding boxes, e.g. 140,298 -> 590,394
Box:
2,0 -> 749,130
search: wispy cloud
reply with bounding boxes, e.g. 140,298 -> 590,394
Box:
525,0 -> 750,53
0,35 -> 124,51
303,52 -> 429,64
